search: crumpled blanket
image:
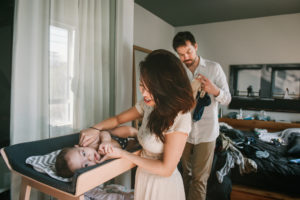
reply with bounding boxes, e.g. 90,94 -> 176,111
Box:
85,184 -> 134,200
216,134 -> 257,183
257,128 -> 300,145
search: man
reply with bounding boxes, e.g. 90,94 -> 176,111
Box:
173,31 -> 231,200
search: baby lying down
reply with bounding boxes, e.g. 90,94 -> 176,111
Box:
55,126 -> 137,178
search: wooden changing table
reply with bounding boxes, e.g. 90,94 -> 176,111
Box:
0,133 -> 141,200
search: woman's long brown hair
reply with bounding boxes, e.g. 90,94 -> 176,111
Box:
139,49 -> 195,143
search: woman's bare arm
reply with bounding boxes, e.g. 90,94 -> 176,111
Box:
110,126 -> 138,138
79,107 -> 141,146
103,132 -> 187,177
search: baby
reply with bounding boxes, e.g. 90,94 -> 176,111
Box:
55,126 -> 137,178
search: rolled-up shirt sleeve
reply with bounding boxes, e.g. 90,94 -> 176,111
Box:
214,64 -> 231,105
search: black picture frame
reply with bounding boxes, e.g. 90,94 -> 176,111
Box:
229,64 -> 300,113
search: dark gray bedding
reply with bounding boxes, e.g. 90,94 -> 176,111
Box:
220,125 -> 300,197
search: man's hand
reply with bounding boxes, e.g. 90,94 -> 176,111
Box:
79,128 -> 100,147
196,74 -> 220,97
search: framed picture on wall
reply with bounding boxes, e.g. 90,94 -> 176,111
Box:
229,63 -> 300,112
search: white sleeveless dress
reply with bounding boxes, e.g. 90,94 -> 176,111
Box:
134,100 -> 192,200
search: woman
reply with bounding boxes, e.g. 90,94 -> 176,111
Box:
79,49 -> 195,200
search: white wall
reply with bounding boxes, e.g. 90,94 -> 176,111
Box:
176,13 -> 300,122
134,3 -> 175,51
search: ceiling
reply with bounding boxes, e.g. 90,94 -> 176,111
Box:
134,0 -> 300,27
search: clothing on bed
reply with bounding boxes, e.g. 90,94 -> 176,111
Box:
215,133 -> 257,183
256,128 -> 300,146
134,100 -> 191,200
289,158 -> 300,164
206,136 -> 232,200
219,123 -> 300,196
287,133 -> 300,157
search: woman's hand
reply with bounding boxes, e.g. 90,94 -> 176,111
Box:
79,128 -> 100,147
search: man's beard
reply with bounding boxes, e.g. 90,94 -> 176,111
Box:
184,56 -> 197,67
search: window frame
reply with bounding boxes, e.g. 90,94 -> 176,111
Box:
49,22 -> 76,128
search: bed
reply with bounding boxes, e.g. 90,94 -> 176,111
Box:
0,133 -> 141,200
217,118 -> 300,200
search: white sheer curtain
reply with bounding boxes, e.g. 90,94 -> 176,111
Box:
10,0 -> 123,199
11,0 -> 50,145
11,0 -> 112,147
10,1 -> 50,199
49,0 -> 112,137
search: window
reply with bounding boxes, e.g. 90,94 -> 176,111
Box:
229,64 -> 300,112
49,24 -> 75,129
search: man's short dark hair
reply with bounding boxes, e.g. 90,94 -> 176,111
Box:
55,147 -> 74,178
172,31 -> 196,51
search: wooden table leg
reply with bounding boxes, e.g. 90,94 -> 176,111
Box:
19,177 -> 31,200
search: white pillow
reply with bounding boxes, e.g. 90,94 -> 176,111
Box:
25,149 -> 72,182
